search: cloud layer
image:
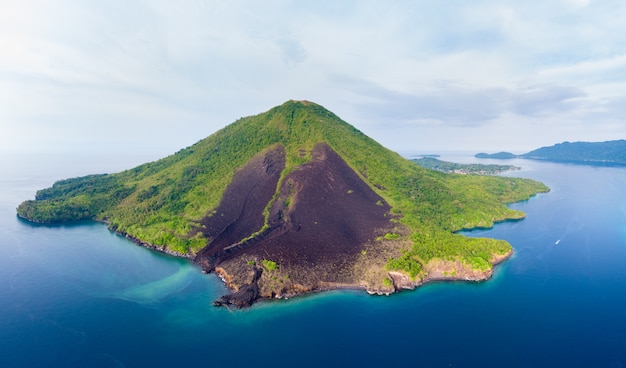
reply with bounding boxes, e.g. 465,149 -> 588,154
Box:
1,0 -> 625,154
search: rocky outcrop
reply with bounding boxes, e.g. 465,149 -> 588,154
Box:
213,266 -> 262,308
211,250 -> 513,307
491,250 -> 513,265
389,271 -> 420,291
387,249 -> 514,292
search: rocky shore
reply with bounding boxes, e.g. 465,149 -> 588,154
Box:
210,249 -> 514,308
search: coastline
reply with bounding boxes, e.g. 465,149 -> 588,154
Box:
120,231 -> 193,259
388,248 -> 513,293
211,248 -> 514,308
17,216 -> 516,308
98,220 -> 194,259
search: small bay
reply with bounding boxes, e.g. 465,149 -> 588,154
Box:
1,153 -> 625,367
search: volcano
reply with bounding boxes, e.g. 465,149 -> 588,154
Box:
18,100 -> 548,307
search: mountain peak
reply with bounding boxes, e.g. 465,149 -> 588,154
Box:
17,101 -> 549,307
286,99 -> 317,106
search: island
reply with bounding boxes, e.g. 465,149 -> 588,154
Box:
475,152 -> 518,159
476,140 -> 626,165
17,101 -> 549,307
412,157 -> 520,175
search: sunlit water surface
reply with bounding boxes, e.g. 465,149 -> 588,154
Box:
1,153 -> 625,367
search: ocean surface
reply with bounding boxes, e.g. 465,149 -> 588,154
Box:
1,152 -> 626,368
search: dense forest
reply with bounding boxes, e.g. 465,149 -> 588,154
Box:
18,101 -> 548,281
523,140 -> 626,164
476,140 -> 626,165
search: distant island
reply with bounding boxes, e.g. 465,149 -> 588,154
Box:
475,152 -> 518,159
476,140 -> 626,165
413,157 -> 520,175
17,101 -> 548,307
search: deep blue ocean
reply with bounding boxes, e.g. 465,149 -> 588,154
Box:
1,152 -> 626,368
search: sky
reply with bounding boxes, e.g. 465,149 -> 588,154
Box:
1,0 -> 626,157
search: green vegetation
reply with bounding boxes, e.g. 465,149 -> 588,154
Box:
476,140 -> 626,165
17,100 -> 549,274
262,259 -> 278,271
383,232 -> 401,240
387,253 -> 423,278
475,152 -> 517,159
522,140 -> 626,164
413,157 -> 519,175
16,174 -> 134,223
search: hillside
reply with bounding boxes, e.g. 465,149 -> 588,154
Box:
523,140 -> 626,164
476,140 -> 626,165
17,100 -> 548,306
475,152 -> 517,159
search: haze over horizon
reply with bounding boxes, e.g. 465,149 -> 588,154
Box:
2,0 -> 625,156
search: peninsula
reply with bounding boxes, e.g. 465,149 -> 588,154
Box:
476,140 -> 626,165
412,157 -> 520,175
17,101 -> 548,307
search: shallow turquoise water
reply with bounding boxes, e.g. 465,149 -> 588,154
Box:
1,154 -> 626,367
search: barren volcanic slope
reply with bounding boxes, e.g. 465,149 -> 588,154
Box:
17,100 -> 549,306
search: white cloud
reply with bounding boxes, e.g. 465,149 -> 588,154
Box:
1,0 -> 626,154
534,54 -> 626,87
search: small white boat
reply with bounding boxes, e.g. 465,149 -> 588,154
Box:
555,239 -> 560,245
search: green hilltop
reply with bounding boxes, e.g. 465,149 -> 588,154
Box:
523,140 -> 626,164
476,140 -> 626,165
17,100 -> 548,296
